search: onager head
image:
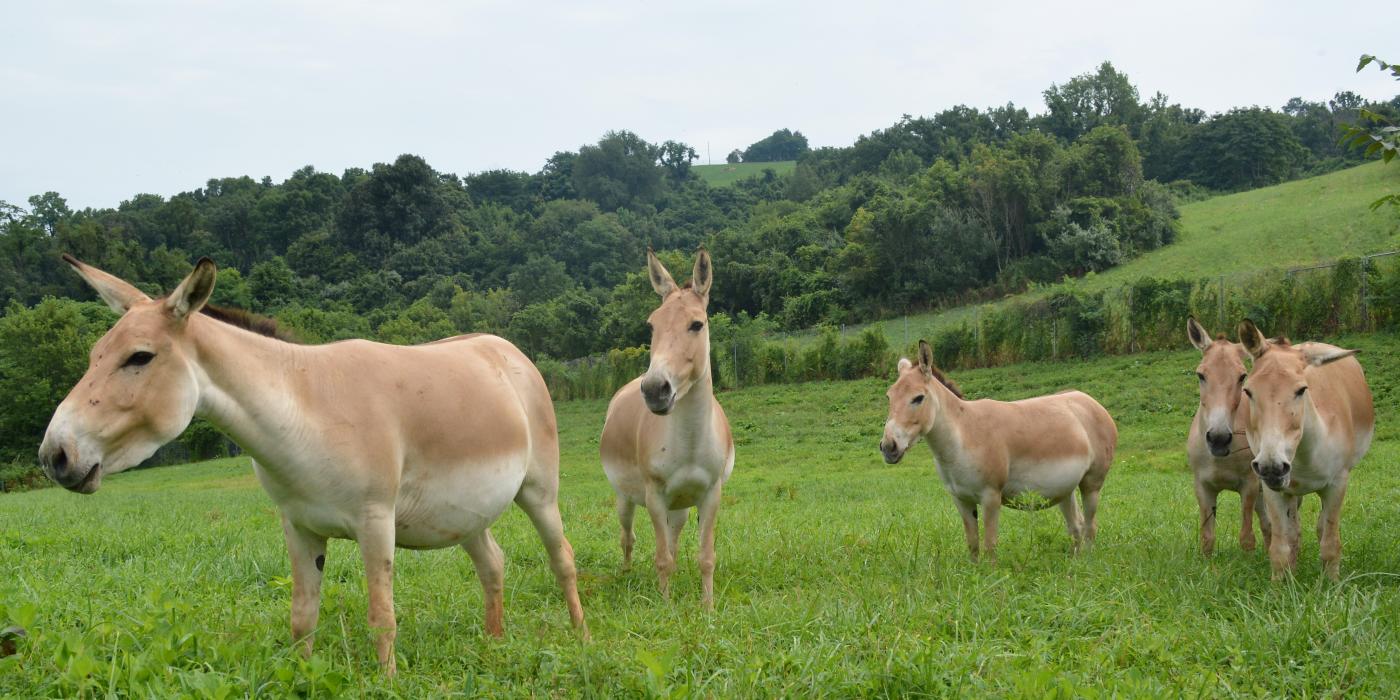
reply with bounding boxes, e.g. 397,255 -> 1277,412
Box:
640,247 -> 713,415
38,256 -> 218,493
1187,317 -> 1249,458
1237,319 -> 1359,491
881,340 -> 962,464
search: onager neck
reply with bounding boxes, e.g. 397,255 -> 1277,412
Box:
923,375 -> 968,461
668,363 -> 717,444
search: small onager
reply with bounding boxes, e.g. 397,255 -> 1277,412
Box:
1186,317 -> 1269,555
880,341 -> 1117,563
1237,320 -> 1374,580
600,248 -> 735,607
39,256 -> 587,674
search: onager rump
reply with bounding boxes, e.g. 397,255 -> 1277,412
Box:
39,256 -> 587,675
881,341 -> 1116,563
600,248 -> 735,608
1185,317 -> 1269,556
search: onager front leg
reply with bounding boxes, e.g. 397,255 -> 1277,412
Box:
643,484 -> 677,599
358,510 -> 398,675
281,516 -> 327,658
1239,479 -> 1259,552
979,489 -> 1002,565
696,484 -> 723,609
1193,480 -> 1220,556
1262,491 -> 1300,580
953,499 -> 979,562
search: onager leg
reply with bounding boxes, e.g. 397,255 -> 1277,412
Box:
1058,496 -> 1084,553
1318,472 -> 1351,581
1253,485 -> 1272,553
1263,491 -> 1300,580
1193,480 -> 1220,556
515,487 -> 588,637
461,529 -> 505,637
357,510 -> 398,675
1079,486 -> 1102,545
696,485 -> 723,610
616,497 -> 636,570
979,489 -> 1002,565
666,508 -> 688,564
953,499 -> 979,562
281,516 -> 327,658
1239,479 -> 1258,552
643,485 -> 677,599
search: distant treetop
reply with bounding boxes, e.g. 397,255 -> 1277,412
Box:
742,129 -> 809,162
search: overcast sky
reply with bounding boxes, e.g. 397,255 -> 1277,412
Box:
2,0 -> 1395,210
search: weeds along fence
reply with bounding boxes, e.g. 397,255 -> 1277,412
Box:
539,252 -> 1400,401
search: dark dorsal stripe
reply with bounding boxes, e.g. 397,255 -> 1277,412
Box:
198,304 -> 297,342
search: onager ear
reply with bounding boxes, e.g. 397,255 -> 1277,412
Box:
1302,346 -> 1360,367
1236,319 -> 1268,359
917,340 -> 935,380
1186,316 -> 1212,352
62,254 -> 151,314
690,246 -> 713,300
164,257 -> 218,321
897,357 -> 913,372
646,248 -> 677,298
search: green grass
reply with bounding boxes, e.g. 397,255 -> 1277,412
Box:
840,161 -> 1400,348
694,161 -> 795,186
3,331 -> 1399,696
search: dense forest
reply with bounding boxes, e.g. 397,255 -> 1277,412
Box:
1,61 -> 1397,468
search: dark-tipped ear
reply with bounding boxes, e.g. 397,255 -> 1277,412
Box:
917,340 -> 935,380
1237,319 -> 1267,359
647,248 -> 677,298
690,246 -> 713,299
164,257 -> 217,321
1186,316 -> 1212,352
1302,346 -> 1360,367
62,254 -> 151,314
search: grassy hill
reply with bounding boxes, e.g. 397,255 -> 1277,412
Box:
845,161 -> 1400,348
3,333 -> 1398,695
694,160 -> 795,186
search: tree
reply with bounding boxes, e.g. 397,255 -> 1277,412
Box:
572,131 -> 663,211
1341,55 -> 1400,210
726,149 -> 742,165
1041,61 -> 1145,142
742,129 -> 810,162
1181,108 -> 1307,190
658,140 -> 699,183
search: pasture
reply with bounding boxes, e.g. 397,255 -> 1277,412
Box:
2,333 -> 1399,696
692,161 -> 796,186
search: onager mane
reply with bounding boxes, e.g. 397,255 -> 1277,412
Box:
929,365 -> 963,399
197,304 -> 297,342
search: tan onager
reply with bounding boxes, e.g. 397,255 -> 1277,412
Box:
599,248 -> 735,608
1237,320 -> 1374,580
1186,317 -> 1269,555
880,340 -> 1117,563
39,256 -> 587,675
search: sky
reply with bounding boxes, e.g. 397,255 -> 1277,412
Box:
1,0 -> 1395,210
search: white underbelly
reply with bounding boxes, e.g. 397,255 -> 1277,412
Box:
394,458 -> 528,549
1003,458 -> 1089,509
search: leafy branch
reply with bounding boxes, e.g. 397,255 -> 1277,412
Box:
1341,55 -> 1400,211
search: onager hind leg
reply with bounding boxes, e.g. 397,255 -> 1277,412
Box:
616,497 -> 636,570
515,484 -> 588,637
461,529 -> 505,637
1058,496 -> 1084,553
1079,485 -> 1102,545
979,489 -> 1002,565
357,510 -> 398,675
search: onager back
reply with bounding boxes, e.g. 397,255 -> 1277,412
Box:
880,340 -> 1117,563
39,256 -> 587,675
599,248 -> 735,608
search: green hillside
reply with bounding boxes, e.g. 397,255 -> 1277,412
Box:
852,160 -> 1400,347
693,160 -> 795,186
4,334 -> 1398,695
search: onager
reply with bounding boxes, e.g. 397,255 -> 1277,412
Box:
1237,320 -> 1374,580
880,340 -> 1117,563
39,256 -> 587,675
599,248 -> 735,608
1186,317 -> 1269,555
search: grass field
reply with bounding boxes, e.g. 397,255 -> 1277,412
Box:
830,161 -> 1400,348
693,161 -> 795,187
3,331 -> 1398,696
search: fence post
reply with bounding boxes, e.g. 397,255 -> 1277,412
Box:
1051,316 -> 1059,360
1360,257 -> 1370,331
732,341 -> 739,389
1218,275 -> 1225,330
1126,285 -> 1135,354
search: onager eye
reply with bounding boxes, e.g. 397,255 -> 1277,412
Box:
1238,374 -> 1247,384
688,321 -> 704,332
122,351 -> 156,368
1295,386 -> 1308,398
1196,372 -> 1206,383
1243,387 -> 1253,399
911,395 -> 925,405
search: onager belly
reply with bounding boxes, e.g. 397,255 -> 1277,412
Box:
393,457 -> 528,549
1003,458 -> 1090,510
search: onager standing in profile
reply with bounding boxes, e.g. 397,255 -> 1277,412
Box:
1186,317 -> 1269,556
39,256 -> 587,675
1237,320 -> 1374,580
880,340 -> 1117,563
600,248 -> 735,608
